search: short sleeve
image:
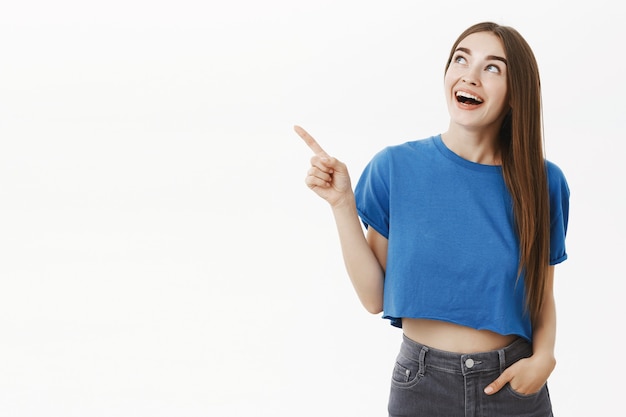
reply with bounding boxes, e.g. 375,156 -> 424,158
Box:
546,161 -> 570,265
354,148 -> 391,238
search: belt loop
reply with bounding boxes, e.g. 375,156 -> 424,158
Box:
498,348 -> 506,373
418,346 -> 428,377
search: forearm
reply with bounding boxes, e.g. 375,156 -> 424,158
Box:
532,298 -> 556,359
331,194 -> 385,314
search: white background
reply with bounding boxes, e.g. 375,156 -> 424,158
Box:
0,1 -> 623,416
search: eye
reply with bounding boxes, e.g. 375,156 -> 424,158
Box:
486,64 -> 501,73
453,54 -> 467,65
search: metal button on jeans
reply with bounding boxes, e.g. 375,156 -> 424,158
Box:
465,358 -> 475,368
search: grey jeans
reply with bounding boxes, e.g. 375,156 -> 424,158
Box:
388,335 -> 553,417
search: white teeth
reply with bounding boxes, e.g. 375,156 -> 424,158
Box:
456,91 -> 483,103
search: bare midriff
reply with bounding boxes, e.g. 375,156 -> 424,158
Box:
402,318 -> 520,354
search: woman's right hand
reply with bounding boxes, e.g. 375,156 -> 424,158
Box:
294,125 -> 353,208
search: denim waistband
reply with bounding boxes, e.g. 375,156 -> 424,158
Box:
399,334 -> 532,377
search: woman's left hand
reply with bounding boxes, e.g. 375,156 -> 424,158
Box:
483,354 -> 556,395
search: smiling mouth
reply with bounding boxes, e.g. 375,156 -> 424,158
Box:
456,91 -> 484,105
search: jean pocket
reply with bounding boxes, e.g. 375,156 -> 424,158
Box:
505,383 -> 546,399
391,355 -> 422,387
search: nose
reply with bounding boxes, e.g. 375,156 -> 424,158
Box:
462,66 -> 481,86
462,76 -> 477,85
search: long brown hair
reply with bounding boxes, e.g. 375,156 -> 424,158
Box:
444,22 -> 550,324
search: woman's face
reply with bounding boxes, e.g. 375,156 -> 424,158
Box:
444,31 -> 509,133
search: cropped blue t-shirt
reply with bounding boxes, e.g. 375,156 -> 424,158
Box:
354,135 -> 570,342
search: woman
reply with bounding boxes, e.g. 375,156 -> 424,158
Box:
295,21 -> 569,416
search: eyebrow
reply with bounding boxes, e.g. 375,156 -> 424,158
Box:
455,47 -> 508,65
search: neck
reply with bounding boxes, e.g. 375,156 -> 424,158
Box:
441,125 -> 502,166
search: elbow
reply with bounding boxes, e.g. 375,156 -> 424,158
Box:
363,300 -> 383,315
367,306 -> 383,315
358,288 -> 383,314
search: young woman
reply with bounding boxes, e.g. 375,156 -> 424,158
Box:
295,22 -> 569,416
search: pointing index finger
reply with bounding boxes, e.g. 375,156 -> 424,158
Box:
294,125 -> 327,156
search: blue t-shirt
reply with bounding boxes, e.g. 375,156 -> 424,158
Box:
354,135 -> 570,342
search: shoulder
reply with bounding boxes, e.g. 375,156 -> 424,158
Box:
371,136 -> 439,162
545,160 -> 570,196
358,136 -> 437,185
545,159 -> 566,178
545,160 -> 570,225
390,136 -> 438,153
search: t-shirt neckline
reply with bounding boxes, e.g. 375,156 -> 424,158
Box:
433,134 -> 502,173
